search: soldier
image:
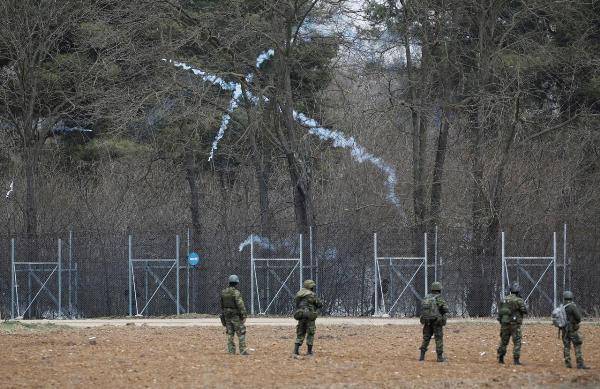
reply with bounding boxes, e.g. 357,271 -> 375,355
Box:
497,283 -> 527,365
419,281 -> 449,362
220,274 -> 249,355
561,291 -> 589,369
293,279 -> 323,356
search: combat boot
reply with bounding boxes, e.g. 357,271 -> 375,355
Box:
577,363 -> 590,370
498,354 -> 505,364
565,361 -> 572,368
307,344 -> 313,355
227,343 -> 236,354
293,343 -> 301,355
513,357 -> 522,365
419,350 -> 426,361
436,353 -> 447,362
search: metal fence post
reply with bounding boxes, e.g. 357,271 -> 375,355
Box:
553,231 -> 557,308
424,233 -> 428,295
69,230 -> 72,311
187,228 -> 190,314
250,234 -> 254,315
501,232 -> 505,298
11,238 -> 15,319
309,226 -> 313,281
373,233 -> 378,316
58,238 -> 62,318
434,226 -> 438,282
128,235 -> 132,316
312,226 -> 318,295
176,234 -> 180,315
74,262 -> 78,309
563,223 -> 567,291
299,234 -> 303,286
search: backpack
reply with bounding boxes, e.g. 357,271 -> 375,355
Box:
551,303 -> 572,328
294,294 -> 318,321
499,295 -> 522,324
420,295 -> 441,323
499,299 -> 513,324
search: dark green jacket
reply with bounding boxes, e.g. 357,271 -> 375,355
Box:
425,293 -> 449,317
565,302 -> 582,330
497,293 -> 527,324
435,294 -> 449,316
295,288 -> 323,313
220,286 -> 247,318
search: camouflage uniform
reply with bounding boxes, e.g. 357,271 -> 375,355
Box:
220,285 -> 247,354
419,290 -> 449,362
294,280 -> 323,355
497,292 -> 527,364
562,296 -> 588,369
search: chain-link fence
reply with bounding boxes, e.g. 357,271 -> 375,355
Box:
1,223 -> 598,319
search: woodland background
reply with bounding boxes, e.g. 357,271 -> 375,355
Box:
0,0 -> 598,317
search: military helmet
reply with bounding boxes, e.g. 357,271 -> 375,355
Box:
510,283 -> 521,294
430,281 -> 442,292
303,279 -> 316,290
228,274 -> 240,284
563,290 -> 574,300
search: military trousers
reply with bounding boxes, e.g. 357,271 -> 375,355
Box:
420,322 -> 444,355
295,319 -> 316,346
562,327 -> 584,366
497,322 -> 522,358
224,312 -> 247,354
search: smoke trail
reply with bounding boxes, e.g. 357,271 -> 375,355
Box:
167,50 -> 402,211
209,83 -> 243,161
5,180 -> 13,199
164,60 -> 237,91
165,51 -> 275,162
293,111 -> 402,213
207,49 -> 274,161
239,235 -> 275,252
256,49 -> 275,68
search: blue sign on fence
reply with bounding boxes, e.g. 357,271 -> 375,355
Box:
188,252 -> 200,267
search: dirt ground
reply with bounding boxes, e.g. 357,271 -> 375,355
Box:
1,321 -> 599,388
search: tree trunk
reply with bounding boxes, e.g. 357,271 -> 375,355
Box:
276,18 -> 314,234
247,94 -> 274,236
23,145 -> 38,237
400,1 -> 429,314
429,108 -> 450,228
467,104 -> 493,316
184,147 -> 202,249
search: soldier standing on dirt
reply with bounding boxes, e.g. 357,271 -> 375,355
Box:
293,279 -> 323,356
497,283 -> 527,365
220,274 -> 249,355
419,281 -> 449,362
561,291 -> 589,369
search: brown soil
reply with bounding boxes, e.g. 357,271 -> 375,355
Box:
1,322 -> 599,388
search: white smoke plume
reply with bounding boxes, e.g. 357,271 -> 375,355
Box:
239,235 -> 275,252
256,49 -> 275,68
5,180 -> 13,198
164,60 -> 237,91
293,111 -> 402,213
167,50 -> 402,212
209,83 -> 243,161
164,50 -> 275,161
